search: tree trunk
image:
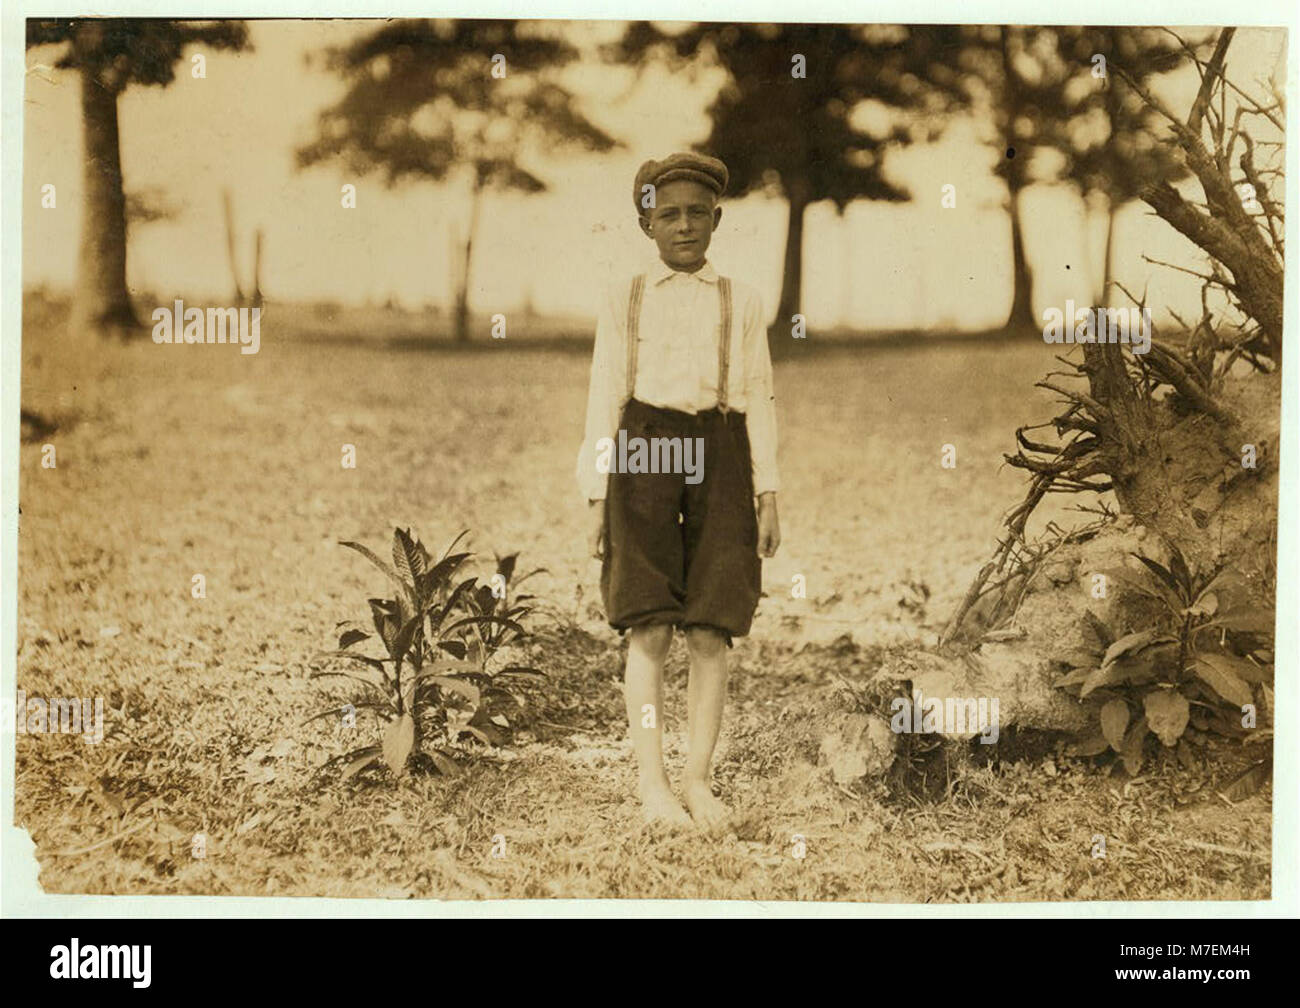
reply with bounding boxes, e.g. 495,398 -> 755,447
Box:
1006,186 -> 1035,332
222,189 -> 245,306
454,175 -> 484,344
250,229 -> 263,308
998,27 -> 1037,335
1098,199 -> 1117,307
74,68 -> 137,336
773,177 -> 810,348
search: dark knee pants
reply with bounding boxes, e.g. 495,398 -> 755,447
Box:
600,398 -> 762,641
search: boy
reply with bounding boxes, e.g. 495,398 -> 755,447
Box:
576,152 -> 780,829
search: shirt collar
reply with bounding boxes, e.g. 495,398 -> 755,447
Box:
650,258 -> 717,286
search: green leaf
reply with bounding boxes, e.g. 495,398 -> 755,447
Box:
1056,666 -> 1094,689
368,598 -> 402,652
1101,630 -> 1174,668
314,649 -> 387,672
417,551 -> 471,600
436,639 -> 468,660
1097,564 -> 1178,611
1185,591 -> 1217,618
1197,650 -> 1271,685
1193,655 -> 1254,708
439,529 -> 471,562
1166,547 -> 1191,597
1100,699 -> 1129,752
425,576 -> 476,630
428,751 -> 460,776
338,628 -> 370,649
458,724 -> 497,746
1120,716 -> 1149,775
1199,567 -> 1248,602
1143,689 -> 1190,747
1066,733 -> 1109,758
341,540 -> 411,599
1059,647 -> 1103,670
1204,607 -> 1275,636
340,746 -> 381,781
1080,665 -> 1119,698
444,614 -> 526,638
1081,610 -> 1115,651
1130,551 -> 1181,597
310,668 -> 392,697
1081,652 -> 1162,698
1219,757 -> 1272,803
382,713 -> 415,777
392,527 -> 427,591
495,553 -> 518,586
497,665 -> 546,679
512,567 -> 547,589
393,613 -> 423,664
424,675 -> 482,707
414,658 -> 479,677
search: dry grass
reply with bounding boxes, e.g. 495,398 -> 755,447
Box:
15,297 -> 1271,902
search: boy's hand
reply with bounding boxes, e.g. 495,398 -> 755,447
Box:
756,492 -> 780,558
587,499 -> 607,560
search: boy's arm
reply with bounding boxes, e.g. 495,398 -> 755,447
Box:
741,285 -> 780,557
576,280 -> 625,504
741,286 -> 780,499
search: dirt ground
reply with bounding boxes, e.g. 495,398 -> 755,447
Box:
15,301 -> 1271,902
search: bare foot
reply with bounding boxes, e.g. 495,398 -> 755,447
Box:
639,783 -> 691,829
681,778 -> 730,831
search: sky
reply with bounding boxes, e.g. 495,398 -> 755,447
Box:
22,20 -> 1288,330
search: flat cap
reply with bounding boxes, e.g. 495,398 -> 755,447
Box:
634,152 -> 728,214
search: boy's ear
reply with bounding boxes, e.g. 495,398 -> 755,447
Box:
637,214 -> 654,239
712,205 -> 723,230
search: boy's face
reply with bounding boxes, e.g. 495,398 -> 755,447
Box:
639,179 -> 722,271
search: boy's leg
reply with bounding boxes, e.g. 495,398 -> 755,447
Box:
625,623 -> 690,827
682,625 -> 731,828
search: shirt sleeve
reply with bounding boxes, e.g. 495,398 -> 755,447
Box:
575,279 -> 627,501
740,284 -> 780,496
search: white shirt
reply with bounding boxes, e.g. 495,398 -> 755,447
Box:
576,258 -> 780,501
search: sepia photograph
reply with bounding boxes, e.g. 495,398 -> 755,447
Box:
7,2 -> 1291,912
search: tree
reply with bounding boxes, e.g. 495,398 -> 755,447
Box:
1039,28 -> 1190,305
1122,29 -> 1283,363
25,18 -> 250,337
613,23 -> 944,341
298,19 -> 617,343
900,26 -> 1185,330
933,31 -> 1280,765
901,26 -> 1065,332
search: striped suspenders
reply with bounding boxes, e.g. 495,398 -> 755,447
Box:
625,274 -> 734,413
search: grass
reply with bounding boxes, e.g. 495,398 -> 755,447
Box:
15,296 -> 1270,902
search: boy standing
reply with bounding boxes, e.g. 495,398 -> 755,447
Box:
577,152 -> 781,829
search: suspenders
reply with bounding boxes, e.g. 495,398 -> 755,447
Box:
625,273 -> 733,414
625,274 -> 645,404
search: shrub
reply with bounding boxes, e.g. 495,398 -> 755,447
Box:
1057,544 -> 1273,778
308,527 -> 544,780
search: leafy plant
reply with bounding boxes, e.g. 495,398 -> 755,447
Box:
1057,544 -> 1273,779
308,528 -> 544,781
